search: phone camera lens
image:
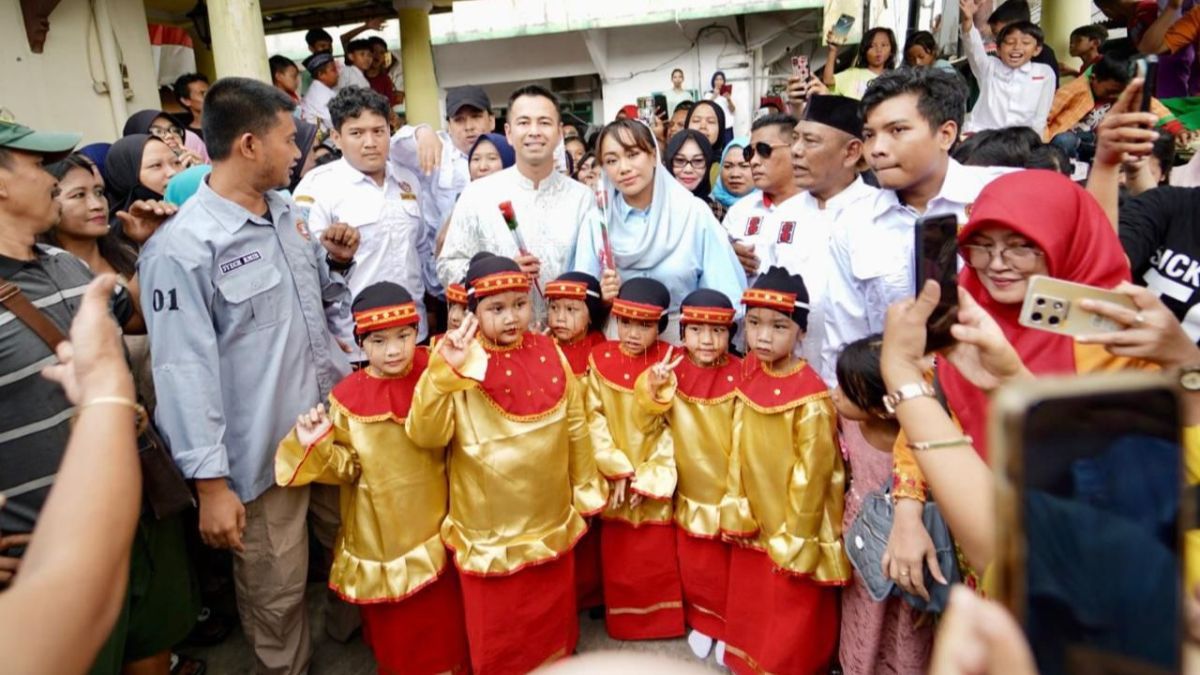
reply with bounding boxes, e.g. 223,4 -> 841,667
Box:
1035,298 -> 1045,306
1031,312 -> 1043,322
1053,302 -> 1064,310
1048,316 -> 1060,326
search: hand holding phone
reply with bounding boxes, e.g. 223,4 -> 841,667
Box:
1018,276 -> 1137,337
1138,56 -> 1159,114
829,13 -> 855,46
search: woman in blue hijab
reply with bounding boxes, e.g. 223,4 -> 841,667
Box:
467,133 -> 515,181
710,135 -> 757,209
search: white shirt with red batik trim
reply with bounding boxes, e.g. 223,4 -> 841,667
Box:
719,191 -> 799,243
754,176 -> 879,386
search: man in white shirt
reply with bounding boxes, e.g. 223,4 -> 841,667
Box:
825,68 -> 1010,368
960,0 -> 1055,135
722,113 -> 802,276
300,53 -> 339,132
294,87 -> 428,342
389,86 -> 494,327
337,39 -> 374,92
438,85 -> 600,320
754,95 -> 879,385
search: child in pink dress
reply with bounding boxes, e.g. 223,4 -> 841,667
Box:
831,336 -> 933,675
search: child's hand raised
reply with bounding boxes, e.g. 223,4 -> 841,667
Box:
647,345 -> 684,394
296,403 -> 332,447
439,311 -> 479,370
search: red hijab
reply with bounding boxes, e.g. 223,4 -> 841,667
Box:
938,170 -> 1131,459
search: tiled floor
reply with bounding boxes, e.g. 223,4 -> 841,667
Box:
185,583 -> 726,674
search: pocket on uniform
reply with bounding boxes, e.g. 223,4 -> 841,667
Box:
215,266 -> 286,332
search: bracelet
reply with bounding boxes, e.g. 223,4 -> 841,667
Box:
907,436 -> 973,452
79,396 -> 148,435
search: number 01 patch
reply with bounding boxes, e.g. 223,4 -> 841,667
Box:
152,289 -> 179,311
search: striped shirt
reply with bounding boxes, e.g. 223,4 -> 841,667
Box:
0,246 -> 132,534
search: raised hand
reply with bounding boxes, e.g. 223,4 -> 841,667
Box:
1093,79 -> 1161,169
296,403 -> 333,447
600,268 -> 621,303
944,288 -> 1031,392
116,199 -> 177,245
959,0 -> 980,29
1077,282 -> 1200,369
415,125 -> 444,176
647,344 -> 684,393
321,222 -> 360,263
439,311 -> 479,370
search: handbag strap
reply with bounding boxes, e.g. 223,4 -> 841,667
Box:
0,280 -> 67,351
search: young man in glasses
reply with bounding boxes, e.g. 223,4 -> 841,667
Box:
720,113 -> 801,277
752,95 -> 878,386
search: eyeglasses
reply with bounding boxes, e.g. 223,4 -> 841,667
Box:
742,142 -> 791,161
959,243 -> 1043,269
671,156 -> 707,172
149,124 -> 184,140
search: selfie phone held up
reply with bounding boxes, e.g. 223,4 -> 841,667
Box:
636,96 -> 655,125
1138,56 -> 1159,114
1018,276 -> 1136,337
830,13 -> 856,45
991,373 -> 1188,674
914,213 -> 959,352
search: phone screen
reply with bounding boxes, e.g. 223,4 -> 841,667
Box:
914,214 -> 959,352
1018,386 -> 1183,674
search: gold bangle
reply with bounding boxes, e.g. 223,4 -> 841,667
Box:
906,436 -> 973,452
79,396 -> 148,435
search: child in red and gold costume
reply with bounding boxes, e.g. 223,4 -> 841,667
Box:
276,281 -> 470,674
587,277 -> 685,640
407,255 -> 608,674
637,288 -> 742,662
721,267 -> 851,675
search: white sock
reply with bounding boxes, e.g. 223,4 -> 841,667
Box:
687,630 -> 715,658
715,640 -> 727,665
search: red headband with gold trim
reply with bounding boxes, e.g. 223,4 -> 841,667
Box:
469,271 -> 531,299
545,280 -> 596,301
680,305 -> 736,326
353,302 -> 419,335
741,288 -> 808,313
612,298 -> 665,322
446,283 -> 468,306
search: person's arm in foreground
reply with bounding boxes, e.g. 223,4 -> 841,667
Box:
1086,79 -> 1160,232
0,275 -> 141,674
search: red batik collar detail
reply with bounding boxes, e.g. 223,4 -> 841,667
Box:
330,348 -> 430,421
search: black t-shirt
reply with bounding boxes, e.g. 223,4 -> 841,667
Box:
1119,186 -> 1200,340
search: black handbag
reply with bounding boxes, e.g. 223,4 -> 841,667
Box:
0,279 -> 195,519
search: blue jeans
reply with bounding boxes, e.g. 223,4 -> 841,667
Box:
1050,130 -> 1096,162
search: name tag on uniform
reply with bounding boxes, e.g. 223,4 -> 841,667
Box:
400,192 -> 417,201
219,251 -> 262,275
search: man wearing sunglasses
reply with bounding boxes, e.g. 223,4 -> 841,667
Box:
753,95 -> 879,386
720,113 -> 801,277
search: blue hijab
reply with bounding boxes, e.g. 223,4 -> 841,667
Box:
711,135 -> 758,208
468,133 -> 515,170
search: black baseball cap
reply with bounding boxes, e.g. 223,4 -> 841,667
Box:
446,86 -> 491,118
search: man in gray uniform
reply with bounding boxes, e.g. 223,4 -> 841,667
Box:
139,77 -> 360,675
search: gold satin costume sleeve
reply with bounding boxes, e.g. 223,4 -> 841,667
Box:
588,371 -> 676,525
409,346 -> 593,576
562,353 -> 609,517
733,396 -> 851,584
720,400 -> 759,537
276,403 -> 449,603
1185,425 -> 1200,593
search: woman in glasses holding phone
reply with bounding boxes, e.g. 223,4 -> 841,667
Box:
573,120 -> 745,340
122,110 -> 207,168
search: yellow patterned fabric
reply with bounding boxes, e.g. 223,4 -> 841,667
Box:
635,370 -> 734,538
587,366 -> 676,526
1186,425 -> 1200,593
406,342 -> 608,576
274,394 -> 448,603
721,391 -> 851,584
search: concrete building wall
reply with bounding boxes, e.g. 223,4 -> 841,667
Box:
0,0 -> 161,143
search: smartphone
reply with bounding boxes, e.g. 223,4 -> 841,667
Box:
992,372 -> 1187,675
636,96 -> 655,125
830,13 -> 856,44
1018,276 -> 1137,338
914,213 -> 959,352
652,93 -> 668,121
720,84 -> 732,96
1138,56 -> 1159,113
791,54 -> 810,82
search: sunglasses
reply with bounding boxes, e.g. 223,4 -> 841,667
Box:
742,142 -> 791,161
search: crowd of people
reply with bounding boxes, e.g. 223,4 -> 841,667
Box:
3,1 -> 1200,674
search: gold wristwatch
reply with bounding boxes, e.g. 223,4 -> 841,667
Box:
882,382 -> 937,415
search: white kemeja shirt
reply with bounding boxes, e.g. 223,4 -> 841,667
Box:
300,80 -> 336,132
438,166 -> 600,320
754,177 -> 880,386
293,157 -> 428,342
337,64 -> 371,91
823,160 -> 1012,377
720,191 -> 800,243
390,126 -> 471,296
962,25 -> 1056,135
